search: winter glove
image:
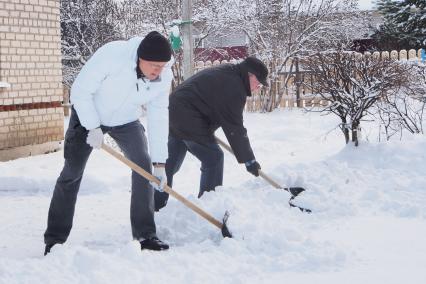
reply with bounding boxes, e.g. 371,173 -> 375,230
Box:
150,165 -> 167,192
245,160 -> 261,177
86,127 -> 104,149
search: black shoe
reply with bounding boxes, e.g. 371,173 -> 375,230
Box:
140,237 -> 169,251
44,243 -> 55,256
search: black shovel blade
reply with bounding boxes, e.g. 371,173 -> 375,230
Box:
286,187 -> 305,197
289,200 -> 312,213
289,192 -> 312,213
221,211 -> 233,238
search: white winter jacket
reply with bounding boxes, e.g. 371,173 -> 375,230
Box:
70,37 -> 173,163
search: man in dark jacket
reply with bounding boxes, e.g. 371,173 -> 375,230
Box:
155,57 -> 268,211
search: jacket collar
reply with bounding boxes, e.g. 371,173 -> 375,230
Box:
237,62 -> 252,97
136,60 -> 143,79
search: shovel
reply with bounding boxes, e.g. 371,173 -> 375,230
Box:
101,144 -> 232,238
215,136 -> 311,213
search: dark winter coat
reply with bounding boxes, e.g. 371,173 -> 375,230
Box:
169,62 -> 255,163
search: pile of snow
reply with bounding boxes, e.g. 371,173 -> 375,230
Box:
0,109 -> 425,283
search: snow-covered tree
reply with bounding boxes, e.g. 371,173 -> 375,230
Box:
372,0 -> 426,50
117,0 -> 182,36
61,0 -> 122,87
114,0 -> 182,86
301,51 -> 413,146
62,0 -> 214,87
197,0 -> 369,111
60,0 -> 371,99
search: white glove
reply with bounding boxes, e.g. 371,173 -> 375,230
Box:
86,127 -> 104,149
150,166 -> 167,192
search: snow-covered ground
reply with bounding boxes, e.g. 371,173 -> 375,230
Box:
1,109 -> 425,284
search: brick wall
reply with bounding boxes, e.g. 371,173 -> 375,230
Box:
0,0 -> 63,161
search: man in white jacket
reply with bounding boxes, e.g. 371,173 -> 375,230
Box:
44,31 -> 173,254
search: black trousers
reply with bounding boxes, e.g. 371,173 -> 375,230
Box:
155,134 -> 224,211
44,108 -> 156,245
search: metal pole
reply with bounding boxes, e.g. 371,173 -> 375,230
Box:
182,0 -> 193,80
295,57 -> 301,108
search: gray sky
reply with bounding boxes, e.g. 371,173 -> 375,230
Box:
358,0 -> 375,10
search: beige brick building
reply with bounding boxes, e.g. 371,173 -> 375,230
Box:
0,0 -> 63,161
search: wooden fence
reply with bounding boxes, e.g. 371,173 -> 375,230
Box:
194,48 -> 425,112
62,48 -> 425,115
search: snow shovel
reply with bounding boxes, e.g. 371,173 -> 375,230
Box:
215,136 -> 311,213
101,144 -> 232,238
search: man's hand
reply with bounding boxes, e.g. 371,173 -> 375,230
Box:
86,128 -> 104,149
151,165 -> 167,192
245,160 -> 261,177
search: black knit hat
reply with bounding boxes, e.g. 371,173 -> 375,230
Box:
243,56 -> 269,86
137,31 -> 172,62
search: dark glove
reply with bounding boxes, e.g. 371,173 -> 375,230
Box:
245,160 -> 261,177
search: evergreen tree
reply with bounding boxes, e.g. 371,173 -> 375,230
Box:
372,0 -> 426,50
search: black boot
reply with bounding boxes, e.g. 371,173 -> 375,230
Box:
44,243 -> 55,256
140,237 -> 169,251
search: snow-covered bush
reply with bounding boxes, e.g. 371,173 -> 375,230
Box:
301,51 -> 415,146
374,63 -> 426,140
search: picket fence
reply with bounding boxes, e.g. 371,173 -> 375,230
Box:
62,49 -> 425,115
194,48 -> 425,112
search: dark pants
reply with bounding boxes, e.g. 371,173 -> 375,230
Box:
155,134 -> 224,211
44,108 -> 156,245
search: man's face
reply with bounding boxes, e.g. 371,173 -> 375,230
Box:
248,73 -> 263,92
138,59 -> 168,81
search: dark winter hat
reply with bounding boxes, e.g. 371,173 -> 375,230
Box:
243,56 -> 269,86
137,31 -> 172,62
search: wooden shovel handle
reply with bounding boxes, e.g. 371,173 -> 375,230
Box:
215,136 -> 310,212
101,144 -> 223,229
215,136 -> 282,189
